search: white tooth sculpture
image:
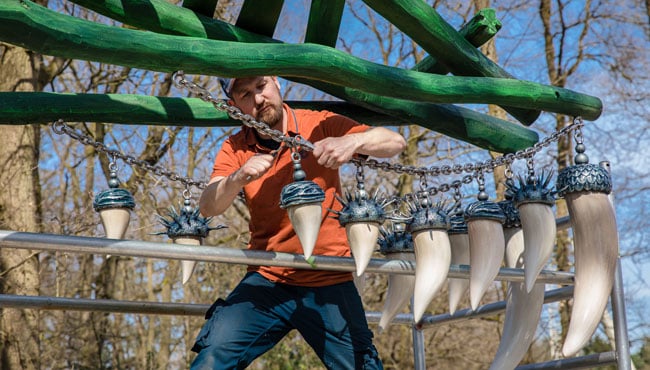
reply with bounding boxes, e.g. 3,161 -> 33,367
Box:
465,196 -> 506,311
448,214 -> 470,315
406,194 -> 452,323
156,203 -> 226,285
174,236 -> 201,285
279,158 -> 326,260
489,198 -> 545,370
379,252 -> 415,331
378,224 -> 415,331
347,223 -> 380,276
332,187 -> 387,276
557,155 -> 618,358
286,203 -> 322,259
489,278 -> 545,370
508,172 -> 557,292
412,229 -> 451,322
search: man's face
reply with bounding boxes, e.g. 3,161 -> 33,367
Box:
229,76 -> 284,130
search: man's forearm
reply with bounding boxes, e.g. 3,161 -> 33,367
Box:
355,127 -> 407,158
199,174 -> 246,216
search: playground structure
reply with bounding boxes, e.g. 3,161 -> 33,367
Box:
0,1 -> 633,368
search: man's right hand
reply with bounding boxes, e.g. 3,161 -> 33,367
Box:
234,153 -> 275,184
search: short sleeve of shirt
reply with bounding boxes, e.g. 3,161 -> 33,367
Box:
211,136 -> 244,180
318,111 -> 369,139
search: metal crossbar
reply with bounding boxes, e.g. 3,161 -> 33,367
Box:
0,229 -> 631,369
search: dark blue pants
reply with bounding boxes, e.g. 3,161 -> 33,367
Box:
190,272 -> 383,369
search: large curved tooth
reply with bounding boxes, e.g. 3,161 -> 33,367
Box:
468,219 -> 505,310
503,227 -> 524,269
489,280 -> 545,370
519,203 -> 556,292
346,222 -> 380,276
489,226 -> 544,370
379,252 -> 416,332
448,233 -> 470,314
562,192 -> 618,357
174,236 -> 202,285
412,229 -> 451,322
286,203 -> 322,259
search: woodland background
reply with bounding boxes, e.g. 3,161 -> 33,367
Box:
0,0 -> 649,369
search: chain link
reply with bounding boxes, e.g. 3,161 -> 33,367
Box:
52,119 -> 208,189
51,72 -> 584,197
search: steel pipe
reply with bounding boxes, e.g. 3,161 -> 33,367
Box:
612,258 -> 632,370
0,230 -> 574,284
515,351 -> 616,369
0,286 -> 572,326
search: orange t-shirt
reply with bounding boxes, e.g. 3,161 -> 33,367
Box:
211,104 -> 370,287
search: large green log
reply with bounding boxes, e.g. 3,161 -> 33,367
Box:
0,92 -> 397,127
305,0 -> 345,47
363,0 -> 541,124
236,0 -> 284,37
71,0 -> 534,124
0,1 -> 603,121
0,92 -> 538,153
65,0 -> 534,152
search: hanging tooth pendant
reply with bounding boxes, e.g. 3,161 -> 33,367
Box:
448,214 -> 470,314
280,155 -> 325,260
378,225 -> 415,331
557,150 -> 618,357
465,198 -> 506,311
333,186 -> 386,276
156,200 -> 227,285
93,169 -> 135,240
406,194 -> 452,322
489,198 -> 544,370
507,172 -> 557,292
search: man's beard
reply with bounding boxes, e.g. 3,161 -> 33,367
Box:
257,102 -> 283,129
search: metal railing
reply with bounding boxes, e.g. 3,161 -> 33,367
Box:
0,227 -> 631,369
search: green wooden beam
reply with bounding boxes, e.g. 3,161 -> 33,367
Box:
0,92 -> 398,127
305,0 -> 345,47
236,0 -> 284,37
65,0 -> 525,151
363,0 -> 540,125
23,0 -> 535,152
0,1 -> 602,121
413,8 -> 501,74
68,0 -> 274,43
181,0 -> 218,18
0,92 -> 537,153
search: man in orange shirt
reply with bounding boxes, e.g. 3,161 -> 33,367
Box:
192,75 -> 406,369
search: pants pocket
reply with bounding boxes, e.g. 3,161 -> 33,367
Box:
191,298 -> 226,353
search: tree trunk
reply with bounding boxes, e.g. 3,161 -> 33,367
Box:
0,42 -> 43,370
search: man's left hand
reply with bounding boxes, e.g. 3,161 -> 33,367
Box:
312,135 -> 360,169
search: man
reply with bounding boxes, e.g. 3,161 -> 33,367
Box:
192,75 -> 406,369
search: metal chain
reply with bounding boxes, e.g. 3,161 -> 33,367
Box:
52,119 -> 208,189
172,71 -> 314,151
172,71 -> 583,196
52,73 -> 584,197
